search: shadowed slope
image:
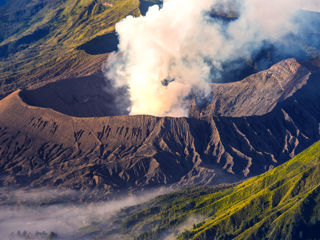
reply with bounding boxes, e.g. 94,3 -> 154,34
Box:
20,70 -> 130,117
76,31 -> 119,55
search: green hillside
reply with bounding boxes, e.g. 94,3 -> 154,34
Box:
83,140 -> 320,240
0,0 -> 141,97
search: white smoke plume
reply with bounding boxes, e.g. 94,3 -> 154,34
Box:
105,0 -> 319,117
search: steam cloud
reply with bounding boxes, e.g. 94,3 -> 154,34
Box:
104,0 -> 319,117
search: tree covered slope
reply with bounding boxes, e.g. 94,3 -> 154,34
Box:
85,140 -> 320,240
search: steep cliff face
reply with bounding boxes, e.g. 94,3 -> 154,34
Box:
19,70 -> 130,117
0,58 -> 319,194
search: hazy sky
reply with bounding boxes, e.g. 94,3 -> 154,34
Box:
300,0 -> 320,12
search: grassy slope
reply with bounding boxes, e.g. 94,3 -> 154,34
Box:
0,0 -> 140,97
84,140 -> 320,240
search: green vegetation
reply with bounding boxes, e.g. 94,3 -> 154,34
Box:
0,0 -> 141,97
81,140 -> 320,240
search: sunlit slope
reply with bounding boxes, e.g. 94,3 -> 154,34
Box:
95,140 -> 320,240
177,141 -> 320,240
0,0 -> 140,97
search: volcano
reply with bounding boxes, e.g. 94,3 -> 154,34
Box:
0,0 -> 320,195
2,1 -> 320,239
0,58 -> 319,196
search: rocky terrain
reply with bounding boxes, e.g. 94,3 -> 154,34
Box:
2,1 -> 320,239
0,0 -> 320,197
190,58 -> 312,117
0,58 -> 319,196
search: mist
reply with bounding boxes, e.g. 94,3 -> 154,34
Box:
302,1 -> 320,12
0,187 -> 170,240
159,216 -> 205,240
104,0 -> 320,117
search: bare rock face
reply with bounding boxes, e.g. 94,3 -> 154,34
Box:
190,58 -> 311,118
0,58 -> 320,195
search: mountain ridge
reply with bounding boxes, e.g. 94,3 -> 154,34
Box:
191,58 -> 312,118
0,58 -> 320,195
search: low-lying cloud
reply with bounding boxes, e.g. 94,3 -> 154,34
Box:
160,215 -> 205,240
104,0 -> 320,117
0,187 -> 169,239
